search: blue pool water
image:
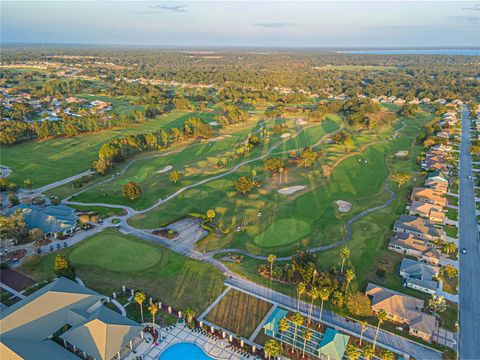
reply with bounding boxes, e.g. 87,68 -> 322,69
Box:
159,342 -> 213,360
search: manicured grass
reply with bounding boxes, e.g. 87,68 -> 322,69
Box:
444,225 -> 458,238
205,289 -> 273,338
2,110 -> 214,188
447,195 -> 458,207
439,302 -> 458,332
68,233 -> 161,272
252,218 -> 311,248
18,229 -> 225,312
446,208 -> 458,222
130,112 -> 431,256
440,274 -> 458,295
69,204 -> 125,218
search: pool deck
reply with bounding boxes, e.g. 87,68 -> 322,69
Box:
124,323 -> 251,360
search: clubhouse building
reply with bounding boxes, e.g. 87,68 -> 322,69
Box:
0,277 -> 144,360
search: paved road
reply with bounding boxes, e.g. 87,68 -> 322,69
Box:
458,105 -> 480,359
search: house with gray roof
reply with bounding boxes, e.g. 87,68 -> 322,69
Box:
5,204 -> 78,238
0,277 -> 144,360
399,258 -> 439,295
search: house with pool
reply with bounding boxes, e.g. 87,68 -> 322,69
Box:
263,308 -> 350,360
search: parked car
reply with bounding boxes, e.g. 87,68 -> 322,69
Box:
63,242 -> 68,248
56,243 -> 61,250
462,248 -> 467,254
49,245 -> 54,252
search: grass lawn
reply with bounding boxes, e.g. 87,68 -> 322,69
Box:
205,289 -> 273,338
443,225 -> 458,238
1,110 -> 214,188
18,229 -> 225,312
439,302 -> 458,332
69,204 -> 125,218
447,195 -> 458,207
446,208 -> 458,222
440,274 -> 458,295
252,218 -> 311,248
130,114 -> 421,255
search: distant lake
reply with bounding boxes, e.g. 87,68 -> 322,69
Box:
340,49 -> 480,56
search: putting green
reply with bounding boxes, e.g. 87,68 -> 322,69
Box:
252,218 -> 311,248
69,233 -> 161,272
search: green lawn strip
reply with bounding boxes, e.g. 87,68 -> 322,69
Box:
1,110 -> 213,188
446,208 -> 458,222
446,195 -> 458,206
18,229 -> 225,312
443,225 -> 458,238
68,204 -> 125,218
439,274 -> 458,295
438,303 -> 458,332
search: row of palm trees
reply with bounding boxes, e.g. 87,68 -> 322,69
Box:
133,290 -> 196,327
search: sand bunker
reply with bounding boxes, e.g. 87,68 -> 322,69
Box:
281,133 -> 291,138
209,136 -> 225,142
156,165 -> 173,174
295,119 -> 307,125
336,200 -> 352,213
278,185 -> 306,195
209,121 -> 220,126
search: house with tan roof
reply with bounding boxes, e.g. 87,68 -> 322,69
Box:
393,214 -> 445,242
0,277 -> 144,360
411,187 -> 447,207
365,283 -> 437,342
409,200 -> 445,224
424,178 -> 448,195
388,233 -> 441,265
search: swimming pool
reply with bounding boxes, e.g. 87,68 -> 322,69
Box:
159,342 -> 213,360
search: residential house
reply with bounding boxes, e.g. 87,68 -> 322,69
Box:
424,179 -> 448,195
388,233 -> 441,265
393,214 -> 445,242
399,258 -> 439,295
427,170 -> 449,184
409,200 -> 445,224
437,131 -> 450,139
365,283 -> 437,342
0,277 -> 144,360
411,187 -> 447,207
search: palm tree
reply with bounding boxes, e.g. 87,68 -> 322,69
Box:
301,328 -> 312,358
363,344 -> 374,360
339,247 -> 350,273
318,288 -> 330,321
346,344 -> 361,360
278,317 -> 290,349
206,209 -> 216,222
148,303 -> 159,327
291,313 -> 305,354
134,291 -> 146,323
359,320 -> 368,346
184,306 -> 196,324
373,309 -> 387,352
279,167 -> 284,185
296,282 -> 306,311
345,268 -> 355,295
264,339 -> 280,360
308,287 -> 320,324
267,254 -> 277,278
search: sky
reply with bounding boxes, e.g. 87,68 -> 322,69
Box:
2,1 -> 480,48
